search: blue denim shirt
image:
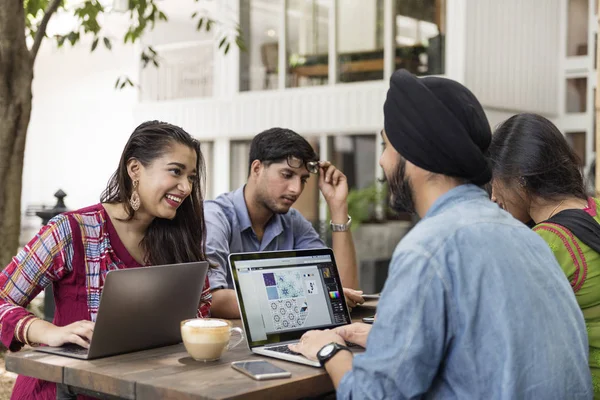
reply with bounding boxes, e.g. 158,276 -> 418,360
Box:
205,186 -> 325,290
337,184 -> 592,399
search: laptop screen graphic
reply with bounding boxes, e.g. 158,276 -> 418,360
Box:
232,252 -> 350,346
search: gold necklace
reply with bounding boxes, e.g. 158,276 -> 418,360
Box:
547,200 -> 566,220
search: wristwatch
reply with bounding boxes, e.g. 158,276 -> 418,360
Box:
317,342 -> 351,366
330,215 -> 352,232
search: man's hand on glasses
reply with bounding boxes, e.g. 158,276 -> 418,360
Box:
286,155 -> 320,174
317,161 -> 349,215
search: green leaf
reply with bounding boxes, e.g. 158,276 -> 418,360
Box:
224,43 -> 231,55
196,18 -> 204,31
56,35 -> 66,47
91,37 -> 99,51
152,60 -> 159,68
114,78 -> 121,89
158,11 -> 167,21
67,31 -> 80,46
206,20 -> 213,32
235,36 -> 247,51
103,37 -> 112,50
218,37 -> 226,49
191,11 -> 197,19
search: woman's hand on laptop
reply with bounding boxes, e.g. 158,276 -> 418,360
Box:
333,322 -> 372,348
288,329 -> 345,361
343,288 -> 364,311
44,320 -> 95,348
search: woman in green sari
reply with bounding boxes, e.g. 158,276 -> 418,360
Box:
488,113 -> 600,397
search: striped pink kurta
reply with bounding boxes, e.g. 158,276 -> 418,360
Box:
0,204 -> 212,399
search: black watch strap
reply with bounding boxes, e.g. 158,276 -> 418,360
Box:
317,342 -> 351,366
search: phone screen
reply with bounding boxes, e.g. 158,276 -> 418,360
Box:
235,361 -> 288,375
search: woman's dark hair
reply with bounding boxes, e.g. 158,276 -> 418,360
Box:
100,120 -> 207,266
247,127 -> 318,175
488,113 -> 586,201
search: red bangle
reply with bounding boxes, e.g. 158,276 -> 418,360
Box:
16,316 -> 37,344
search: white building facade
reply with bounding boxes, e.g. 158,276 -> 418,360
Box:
21,0 -> 594,235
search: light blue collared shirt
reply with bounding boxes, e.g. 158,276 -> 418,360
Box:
337,184 -> 592,399
204,186 -> 325,290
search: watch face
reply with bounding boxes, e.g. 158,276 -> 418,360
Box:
319,343 -> 335,357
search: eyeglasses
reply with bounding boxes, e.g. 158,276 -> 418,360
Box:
286,156 -> 320,174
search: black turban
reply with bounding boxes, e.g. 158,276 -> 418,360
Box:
383,69 -> 492,185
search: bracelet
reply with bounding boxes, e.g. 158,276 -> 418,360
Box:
14,318 -> 25,343
14,315 -> 36,344
23,317 -> 39,346
330,215 -> 352,232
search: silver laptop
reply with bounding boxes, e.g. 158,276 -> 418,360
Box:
36,261 -> 209,360
229,248 -> 360,367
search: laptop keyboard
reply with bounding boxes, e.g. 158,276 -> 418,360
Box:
266,340 -> 361,357
265,344 -> 301,356
59,345 -> 89,355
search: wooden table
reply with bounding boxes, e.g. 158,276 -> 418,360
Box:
6,301 -> 377,400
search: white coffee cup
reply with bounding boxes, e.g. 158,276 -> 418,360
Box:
180,318 -> 244,361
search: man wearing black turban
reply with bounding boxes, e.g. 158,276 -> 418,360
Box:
290,70 -> 592,399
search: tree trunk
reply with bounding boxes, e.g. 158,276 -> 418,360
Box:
0,2 -> 34,267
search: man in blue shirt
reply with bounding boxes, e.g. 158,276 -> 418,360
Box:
290,70 -> 593,399
205,128 -> 363,318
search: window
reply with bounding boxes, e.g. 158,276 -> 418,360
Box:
230,140 -> 251,190
240,0 -> 280,91
337,0 -> 384,83
566,131 -> 587,166
330,135 -> 377,190
139,42 -> 213,101
394,0 -> 445,75
566,77 -> 588,113
287,0 -> 330,88
567,0 -> 589,57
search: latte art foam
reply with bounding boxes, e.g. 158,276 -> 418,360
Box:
184,319 -> 228,328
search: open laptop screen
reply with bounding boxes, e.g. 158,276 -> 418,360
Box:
229,249 -> 351,347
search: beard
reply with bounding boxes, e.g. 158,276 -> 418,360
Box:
387,158 -> 416,214
262,197 -> 290,215
256,188 -> 291,215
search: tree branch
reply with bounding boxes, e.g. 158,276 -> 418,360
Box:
30,0 -> 63,62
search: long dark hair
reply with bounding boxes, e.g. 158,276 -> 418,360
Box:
488,113 -> 586,201
100,121 -> 207,266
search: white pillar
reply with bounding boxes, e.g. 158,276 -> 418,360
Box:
212,138 -> 231,197
328,0 -> 337,85
445,0 -> 468,83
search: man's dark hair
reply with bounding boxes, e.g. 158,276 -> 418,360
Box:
247,127 -> 318,175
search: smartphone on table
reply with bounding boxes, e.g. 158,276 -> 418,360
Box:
362,316 -> 375,324
361,294 -> 380,300
231,360 -> 292,380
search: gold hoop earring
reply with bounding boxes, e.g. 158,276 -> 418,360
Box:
130,180 -> 141,211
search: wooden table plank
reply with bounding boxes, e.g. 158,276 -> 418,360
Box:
63,344 -> 187,399
135,353 -> 332,400
6,303 -> 378,399
5,347 -> 84,383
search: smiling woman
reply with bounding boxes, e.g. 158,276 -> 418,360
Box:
0,121 -> 213,400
